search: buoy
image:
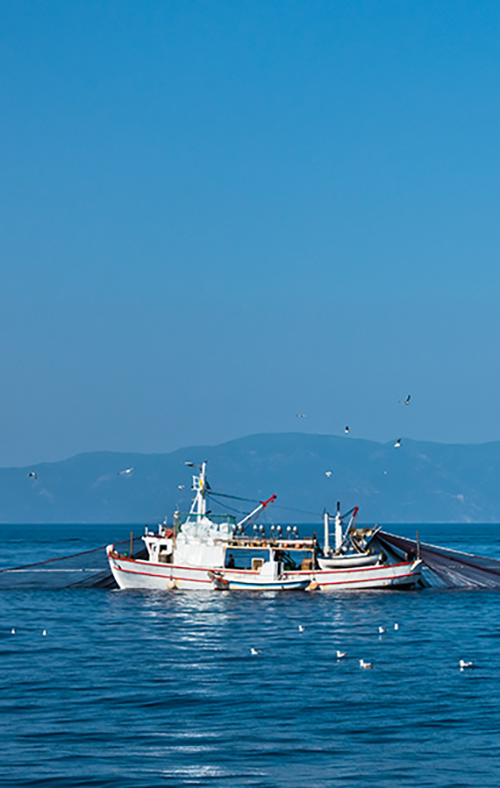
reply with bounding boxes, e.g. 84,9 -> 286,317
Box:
166,580 -> 176,590
308,582 -> 319,591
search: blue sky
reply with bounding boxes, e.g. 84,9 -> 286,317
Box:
1,0 -> 500,466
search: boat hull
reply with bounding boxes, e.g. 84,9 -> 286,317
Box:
291,559 -> 423,591
107,550 -> 422,592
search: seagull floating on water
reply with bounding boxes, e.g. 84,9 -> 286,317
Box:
118,467 -> 135,476
336,650 -> 347,659
360,659 -> 373,669
11,628 -> 15,635
394,438 -> 402,448
459,660 -> 474,670
378,626 -> 387,634
250,648 -> 262,656
42,630 -> 47,636
394,623 -> 399,631
178,485 -> 185,490
325,471 -> 333,478
298,625 -> 306,632
28,472 -> 37,479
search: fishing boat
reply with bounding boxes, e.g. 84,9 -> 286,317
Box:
107,462 -> 423,592
107,462 -> 311,591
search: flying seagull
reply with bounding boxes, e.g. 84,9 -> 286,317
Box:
178,485 -> 185,490
344,426 -> 350,434
28,472 -> 37,479
118,467 -> 135,475
399,394 -> 411,405
296,413 -> 306,418
394,438 -> 402,448
325,471 -> 333,478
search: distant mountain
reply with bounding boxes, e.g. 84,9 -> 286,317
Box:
2,432 -> 500,524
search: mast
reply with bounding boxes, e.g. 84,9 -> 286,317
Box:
335,501 -> 343,551
323,510 -> 330,555
189,461 -> 208,518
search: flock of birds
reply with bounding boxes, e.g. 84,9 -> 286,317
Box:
8,625 -> 475,671
25,395 -> 412,483
297,393 -> 410,452
250,621 -> 475,671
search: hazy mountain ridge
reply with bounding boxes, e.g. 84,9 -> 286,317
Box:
2,433 -> 500,524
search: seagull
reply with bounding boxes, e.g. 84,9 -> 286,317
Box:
11,628 -> 15,635
42,630 -> 47,636
250,648 -> 262,656
344,426 -> 350,434
118,467 -> 135,475
394,623 -> 399,631
399,394 -> 411,405
360,659 -> 373,669
336,650 -> 347,659
178,485 -> 185,490
298,625 -> 306,632
459,660 -> 474,670
325,471 -> 333,478
28,472 -> 37,479
296,413 -> 306,419
378,626 -> 387,634
394,438 -> 402,448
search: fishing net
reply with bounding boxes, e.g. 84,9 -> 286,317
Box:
378,531 -> 500,589
0,536 -> 146,590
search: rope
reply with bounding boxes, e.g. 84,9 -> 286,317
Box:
272,503 -> 321,518
207,493 -> 251,515
0,536 -> 135,574
207,490 -> 261,504
208,491 -> 322,519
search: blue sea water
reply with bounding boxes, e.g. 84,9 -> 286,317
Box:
1,523 -> 500,787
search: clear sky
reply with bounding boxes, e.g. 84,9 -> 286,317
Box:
1,0 -> 500,466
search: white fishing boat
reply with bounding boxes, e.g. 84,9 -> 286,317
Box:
107,462 -> 311,591
107,463 -> 422,592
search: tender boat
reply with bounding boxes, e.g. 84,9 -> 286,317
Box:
107,463 -> 423,592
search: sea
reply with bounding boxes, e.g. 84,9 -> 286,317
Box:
1,522 -> 500,788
